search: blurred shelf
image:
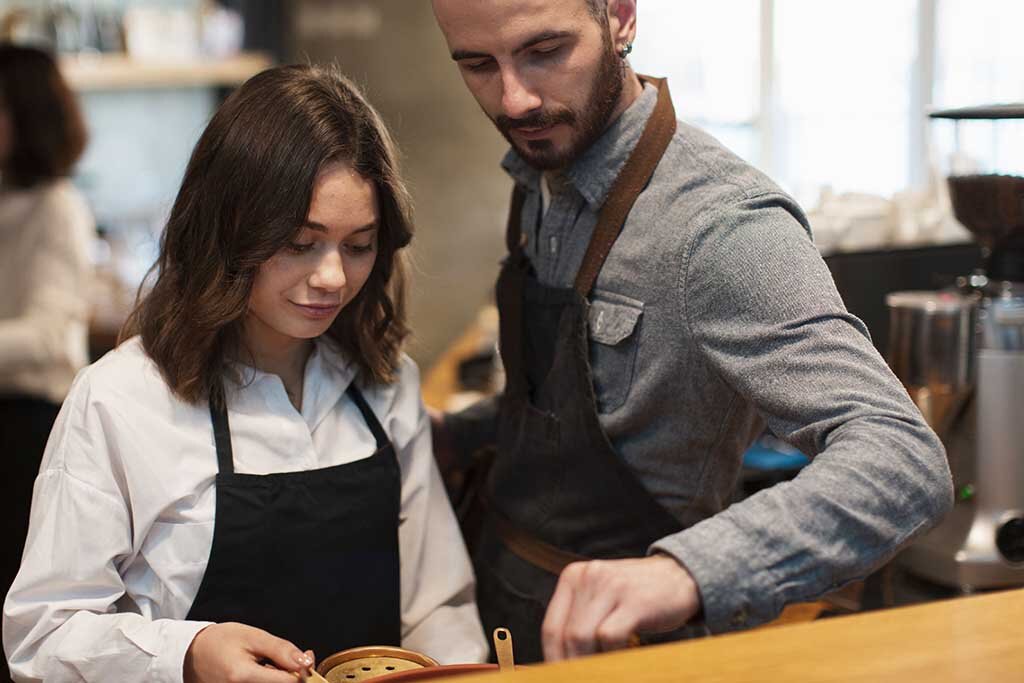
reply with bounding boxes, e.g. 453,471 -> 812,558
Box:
59,52 -> 273,91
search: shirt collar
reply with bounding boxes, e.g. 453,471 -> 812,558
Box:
227,337 -> 356,431
229,337 -> 352,384
501,81 -> 660,209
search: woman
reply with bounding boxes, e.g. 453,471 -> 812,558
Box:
0,43 -> 93,682
3,64 -> 487,682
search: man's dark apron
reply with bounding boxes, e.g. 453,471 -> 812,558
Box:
473,78 -> 692,663
186,383 -> 401,661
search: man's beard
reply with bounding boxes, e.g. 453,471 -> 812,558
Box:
494,34 -> 624,171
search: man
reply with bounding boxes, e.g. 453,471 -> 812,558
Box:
430,0 -> 953,664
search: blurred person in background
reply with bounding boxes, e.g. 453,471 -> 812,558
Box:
0,42 -> 92,682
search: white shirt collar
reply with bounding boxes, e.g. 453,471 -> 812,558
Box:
226,337 -> 357,433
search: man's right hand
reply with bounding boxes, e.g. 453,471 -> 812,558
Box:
184,622 -> 313,683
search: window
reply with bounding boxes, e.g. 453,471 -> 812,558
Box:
630,0 -> 1024,208
933,0 -> 1024,177
630,0 -> 760,162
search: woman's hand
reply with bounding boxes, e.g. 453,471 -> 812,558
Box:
184,622 -> 314,683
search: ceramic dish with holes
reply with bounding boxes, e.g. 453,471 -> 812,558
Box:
316,646 -> 439,682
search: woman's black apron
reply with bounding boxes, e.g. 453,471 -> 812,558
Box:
473,78 -> 697,662
185,383 -> 401,661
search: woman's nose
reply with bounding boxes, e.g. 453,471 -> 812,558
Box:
309,251 -> 346,291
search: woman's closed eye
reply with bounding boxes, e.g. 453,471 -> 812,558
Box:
346,241 -> 376,254
286,241 -> 316,254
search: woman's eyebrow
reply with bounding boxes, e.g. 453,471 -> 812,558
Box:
300,221 -> 378,233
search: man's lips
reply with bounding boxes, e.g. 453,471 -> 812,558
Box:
511,123 -> 558,140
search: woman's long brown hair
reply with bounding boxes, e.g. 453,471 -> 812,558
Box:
121,64 -> 412,406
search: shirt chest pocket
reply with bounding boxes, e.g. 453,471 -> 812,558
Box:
586,293 -> 644,413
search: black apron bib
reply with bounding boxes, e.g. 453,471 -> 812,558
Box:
474,78 -> 696,662
185,383 -> 402,661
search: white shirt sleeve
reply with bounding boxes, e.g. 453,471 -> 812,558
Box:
2,382 -> 211,683
392,362 -> 488,664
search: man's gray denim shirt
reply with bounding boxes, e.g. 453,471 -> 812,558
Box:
453,82 -> 954,633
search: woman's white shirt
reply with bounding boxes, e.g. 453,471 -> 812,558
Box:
2,337 -> 487,682
0,179 -> 94,402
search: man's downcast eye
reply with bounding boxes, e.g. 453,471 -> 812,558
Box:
462,58 -> 494,72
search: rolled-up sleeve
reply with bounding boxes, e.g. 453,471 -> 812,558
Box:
650,192 -> 953,633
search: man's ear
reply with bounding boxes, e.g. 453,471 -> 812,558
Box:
607,0 -> 638,53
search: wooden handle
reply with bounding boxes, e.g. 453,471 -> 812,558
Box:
493,627 -> 515,671
299,667 -> 330,683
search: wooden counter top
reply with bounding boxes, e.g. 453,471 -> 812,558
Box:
448,588 -> 1024,682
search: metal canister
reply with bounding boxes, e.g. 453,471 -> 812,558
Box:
979,282 -> 1024,351
886,290 -> 978,436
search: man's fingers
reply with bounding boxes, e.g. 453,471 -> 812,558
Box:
541,562 -> 584,661
561,566 -> 619,659
242,626 -> 311,673
542,556 -> 703,661
593,606 -> 640,653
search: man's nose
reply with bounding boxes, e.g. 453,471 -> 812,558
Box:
500,67 -> 542,120
310,251 -> 346,291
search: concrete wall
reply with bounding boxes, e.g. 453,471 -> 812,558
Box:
292,0 -> 510,369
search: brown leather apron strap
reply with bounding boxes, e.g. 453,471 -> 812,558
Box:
574,76 -> 677,296
489,502 -> 589,576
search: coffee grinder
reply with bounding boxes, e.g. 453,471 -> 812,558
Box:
890,104 -> 1024,591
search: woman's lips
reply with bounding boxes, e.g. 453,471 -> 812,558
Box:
291,302 -> 341,320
